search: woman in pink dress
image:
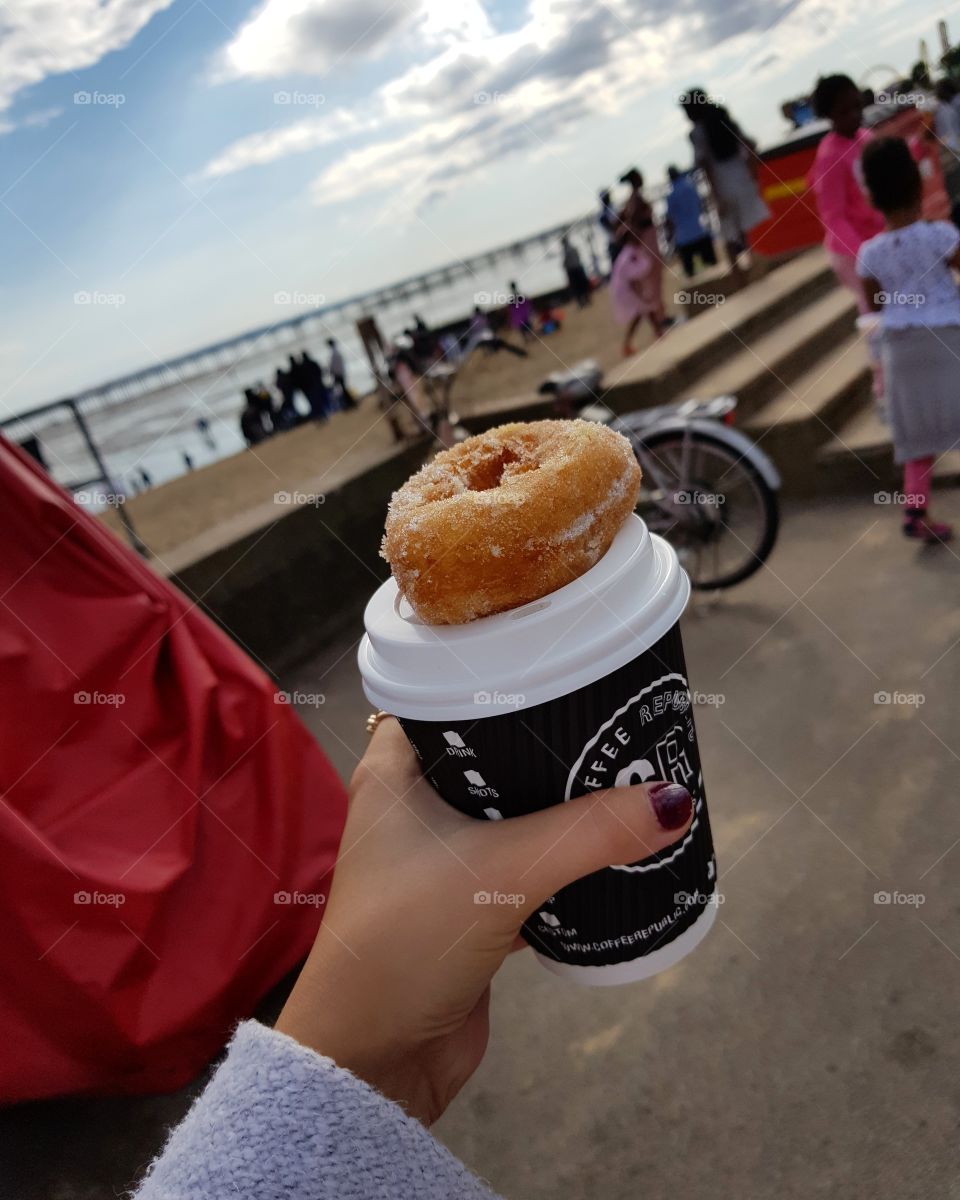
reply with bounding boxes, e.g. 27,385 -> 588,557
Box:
611,168 -> 667,355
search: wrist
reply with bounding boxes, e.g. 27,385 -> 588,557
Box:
275,959 -> 433,1121
276,1004 -> 434,1122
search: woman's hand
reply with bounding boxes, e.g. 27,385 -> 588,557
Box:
276,718 -> 693,1126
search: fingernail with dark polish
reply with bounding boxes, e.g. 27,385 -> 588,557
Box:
648,781 -> 693,831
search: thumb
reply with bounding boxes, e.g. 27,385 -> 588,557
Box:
486,782 -> 694,917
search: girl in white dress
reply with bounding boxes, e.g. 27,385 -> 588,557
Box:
857,137 -> 960,543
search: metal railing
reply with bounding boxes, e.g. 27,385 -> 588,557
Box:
1,398 -> 147,555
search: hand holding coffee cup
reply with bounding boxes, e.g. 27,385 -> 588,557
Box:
359,419 -> 718,983
276,717 -> 693,1125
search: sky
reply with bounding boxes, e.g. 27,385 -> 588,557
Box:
0,0 -> 954,414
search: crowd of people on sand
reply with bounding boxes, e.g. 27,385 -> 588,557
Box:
239,339 -> 357,447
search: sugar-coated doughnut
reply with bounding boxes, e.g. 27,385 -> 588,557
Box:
381,419 -> 642,625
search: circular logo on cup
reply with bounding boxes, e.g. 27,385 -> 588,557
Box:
564,672 -> 704,872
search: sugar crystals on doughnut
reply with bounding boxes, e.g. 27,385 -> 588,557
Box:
381,420 -> 641,625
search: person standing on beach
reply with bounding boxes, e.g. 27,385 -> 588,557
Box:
664,165 -> 717,278
598,189 -> 621,269
195,417 -> 216,451
297,350 -> 332,420
288,354 -> 312,413
240,389 -> 270,446
274,364 -> 299,430
407,321 -> 436,366
611,168 -> 667,350
252,384 -> 275,432
507,281 -> 534,342
327,339 -> 357,409
561,235 -> 592,307
680,88 -> 769,287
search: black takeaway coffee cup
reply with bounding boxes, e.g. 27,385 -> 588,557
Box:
358,514 -> 717,984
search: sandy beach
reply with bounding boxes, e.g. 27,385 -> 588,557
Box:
101,285 -> 686,563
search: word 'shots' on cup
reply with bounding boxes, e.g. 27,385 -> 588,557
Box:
359,513 -> 718,985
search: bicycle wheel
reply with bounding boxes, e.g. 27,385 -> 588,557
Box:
636,429 -> 779,589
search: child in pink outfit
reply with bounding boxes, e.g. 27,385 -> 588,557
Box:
610,168 -> 667,356
809,75 -> 884,275
809,74 -> 885,396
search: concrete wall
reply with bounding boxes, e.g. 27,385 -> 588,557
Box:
169,441 -> 428,676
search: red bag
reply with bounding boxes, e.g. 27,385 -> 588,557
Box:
0,436 -> 348,1101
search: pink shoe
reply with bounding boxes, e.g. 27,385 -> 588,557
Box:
903,514 -> 953,543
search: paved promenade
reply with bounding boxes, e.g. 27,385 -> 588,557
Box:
6,490 -> 960,1198
287,488 -> 960,1200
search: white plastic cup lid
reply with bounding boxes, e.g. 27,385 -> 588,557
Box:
358,515 -> 689,721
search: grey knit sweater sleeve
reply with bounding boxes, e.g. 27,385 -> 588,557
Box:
133,1021 -> 502,1199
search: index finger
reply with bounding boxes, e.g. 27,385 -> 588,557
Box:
351,714 -> 421,798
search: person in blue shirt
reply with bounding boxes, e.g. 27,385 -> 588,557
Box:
664,164 -> 717,278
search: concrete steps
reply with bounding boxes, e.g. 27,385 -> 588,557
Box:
815,405 -> 894,491
675,288 -> 859,425
657,258 -> 872,493
746,333 -> 873,492
675,249 -> 800,315
635,248 -> 891,496
609,248 -> 837,414
816,404 -> 960,494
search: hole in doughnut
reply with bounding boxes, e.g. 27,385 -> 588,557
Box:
464,442 -> 538,492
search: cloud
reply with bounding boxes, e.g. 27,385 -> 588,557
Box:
201,0 -> 881,209
20,107 -> 64,130
0,0 -> 174,124
307,86 -> 599,209
677,0 -> 804,44
202,105 -> 381,177
218,0 -> 494,80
